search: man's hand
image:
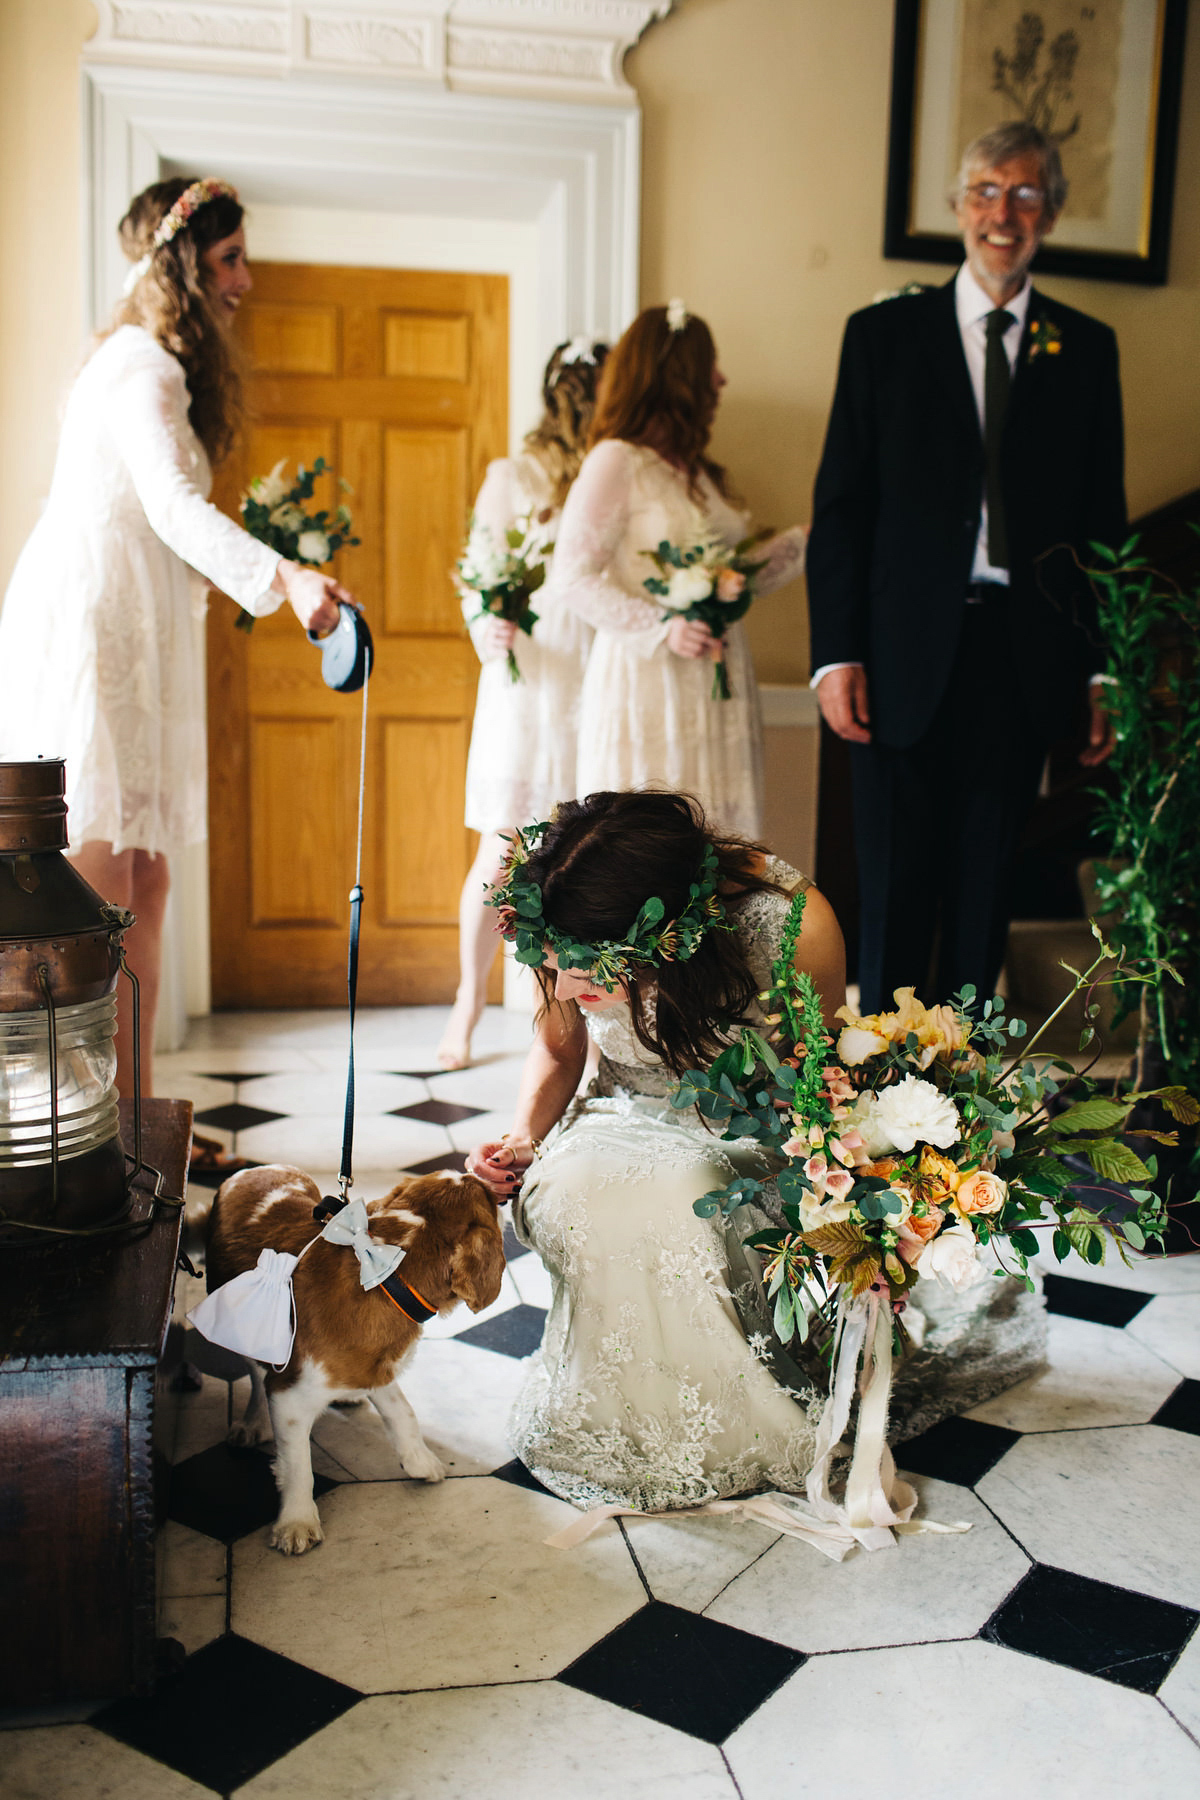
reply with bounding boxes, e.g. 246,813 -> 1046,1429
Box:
816,664 -> 872,744
1079,680 -> 1117,767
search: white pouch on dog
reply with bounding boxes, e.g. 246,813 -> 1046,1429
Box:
188,1247 -> 299,1369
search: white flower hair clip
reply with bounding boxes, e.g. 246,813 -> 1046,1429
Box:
559,337 -> 598,367
666,298 -> 689,333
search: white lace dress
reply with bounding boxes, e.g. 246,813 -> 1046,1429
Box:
461,454 -> 593,831
509,867 -> 825,1512
548,439 -> 806,838
509,861 -> 1048,1511
0,326 -> 282,856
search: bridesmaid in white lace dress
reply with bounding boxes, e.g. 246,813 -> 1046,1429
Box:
0,178 -> 348,1100
549,304 -> 806,838
466,790 -> 847,1511
439,340 -> 609,1070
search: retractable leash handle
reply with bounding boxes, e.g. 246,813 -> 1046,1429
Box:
307,601 -> 375,694
312,621 -> 372,1227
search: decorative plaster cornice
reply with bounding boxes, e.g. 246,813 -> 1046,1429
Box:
85,0 -> 675,101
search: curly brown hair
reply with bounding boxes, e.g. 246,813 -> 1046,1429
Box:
525,789 -> 788,1076
522,341 -> 610,508
104,177 -> 246,466
587,306 -> 728,498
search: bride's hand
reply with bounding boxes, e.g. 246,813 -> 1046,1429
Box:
466,1135 -> 536,1201
481,618 -> 519,657
275,559 -> 354,635
666,616 -> 716,659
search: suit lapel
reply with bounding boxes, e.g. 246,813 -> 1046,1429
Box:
919,277 -> 981,452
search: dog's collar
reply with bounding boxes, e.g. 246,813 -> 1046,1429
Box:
378,1270 -> 438,1323
313,1193 -> 437,1323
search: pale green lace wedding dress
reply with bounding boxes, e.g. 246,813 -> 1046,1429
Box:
509,860 -> 1047,1512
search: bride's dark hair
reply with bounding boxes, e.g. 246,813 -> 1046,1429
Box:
525,789 -> 788,1076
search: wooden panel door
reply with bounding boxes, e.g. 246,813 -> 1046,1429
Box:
207,264 -> 507,1005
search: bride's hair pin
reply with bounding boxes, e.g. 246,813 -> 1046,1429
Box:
122,177 -> 240,296
486,821 -> 728,991
665,297 -> 689,334
556,337 -> 599,371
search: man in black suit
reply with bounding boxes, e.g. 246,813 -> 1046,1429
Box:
807,120 -> 1126,1014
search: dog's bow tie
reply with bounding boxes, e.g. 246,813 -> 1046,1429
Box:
320,1197 -> 406,1291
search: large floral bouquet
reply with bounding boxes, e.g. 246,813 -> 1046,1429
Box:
671,895 -> 1194,1539
457,512 -> 549,683
238,457 -> 359,634
643,529 -> 772,699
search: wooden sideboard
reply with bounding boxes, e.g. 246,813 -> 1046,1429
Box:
0,1099 -> 192,1707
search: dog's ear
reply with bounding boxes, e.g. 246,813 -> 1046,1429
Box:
449,1221 -> 506,1313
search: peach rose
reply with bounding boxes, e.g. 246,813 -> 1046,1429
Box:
953,1169 -> 1007,1216
895,1203 -> 945,1265
716,567 -> 746,602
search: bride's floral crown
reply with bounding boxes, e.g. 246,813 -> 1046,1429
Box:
122,178 -> 239,296
487,820 -> 728,991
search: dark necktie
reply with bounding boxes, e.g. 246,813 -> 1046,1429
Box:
984,308 -> 1015,569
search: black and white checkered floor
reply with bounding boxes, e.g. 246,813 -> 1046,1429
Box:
5,1004 -> 1200,1798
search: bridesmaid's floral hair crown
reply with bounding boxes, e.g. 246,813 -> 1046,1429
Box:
487,821 -> 728,991
122,178 -> 240,295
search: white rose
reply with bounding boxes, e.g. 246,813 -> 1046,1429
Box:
269,502 -> 305,532
798,1191 -> 854,1234
869,1074 -> 961,1154
915,1221 -> 983,1293
296,529 -> 332,565
837,1024 -> 889,1066
663,563 -> 715,609
252,459 -> 289,508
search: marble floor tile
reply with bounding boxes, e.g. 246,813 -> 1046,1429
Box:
235,1070 -> 429,1117
169,1372 -> 231,1464
426,1059 -> 533,1112
1127,1294 -> 1200,1381
446,1109 -> 512,1153
724,1640 -> 1200,1799
1031,1249 -> 1200,1296
507,1250 -> 553,1309
619,1512 -> 781,1613
154,1070 -> 243,1114
156,1044 -> 319,1078
1159,1623 -> 1200,1742
157,1522 -> 227,1599
383,1336 -> 528,1474
0,1724 -> 214,1800
235,1683 -> 739,1800
232,1476 -> 643,1692
157,1592 -> 227,1659
977,1424 -> 1200,1606
966,1312 -> 1182,1431
420,1267 -> 522,1342
706,1476 -> 1025,1651
234,1111 -> 449,1172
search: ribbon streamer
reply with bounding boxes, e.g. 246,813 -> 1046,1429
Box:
320,1196 -> 405,1290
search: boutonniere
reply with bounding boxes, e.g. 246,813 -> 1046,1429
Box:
1027,317 -> 1063,362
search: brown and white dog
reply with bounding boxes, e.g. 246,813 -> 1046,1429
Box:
205,1164 -> 505,1554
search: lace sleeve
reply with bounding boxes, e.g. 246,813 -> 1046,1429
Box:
754,526 -> 807,596
460,459 -> 519,660
548,441 -> 670,658
108,347 -> 282,616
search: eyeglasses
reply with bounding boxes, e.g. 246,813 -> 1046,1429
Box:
965,182 -> 1045,212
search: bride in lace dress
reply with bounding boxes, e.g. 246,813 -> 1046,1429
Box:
439,340 -> 609,1071
548,305 -> 806,839
466,790 -> 848,1511
0,178 -> 347,1100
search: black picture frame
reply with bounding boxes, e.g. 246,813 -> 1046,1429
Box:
883,0 -> 1189,285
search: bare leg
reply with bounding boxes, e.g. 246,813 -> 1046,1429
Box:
69,842 -> 169,1099
438,829 -> 511,1070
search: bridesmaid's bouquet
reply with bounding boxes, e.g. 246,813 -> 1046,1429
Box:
237,458 -> 360,634
457,513 -> 548,684
643,529 -> 773,699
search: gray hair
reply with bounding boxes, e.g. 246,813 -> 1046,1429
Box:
949,121 -> 1068,215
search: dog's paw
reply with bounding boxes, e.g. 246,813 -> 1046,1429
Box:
228,1419 -> 271,1449
403,1443 -> 446,1483
270,1512 -> 324,1555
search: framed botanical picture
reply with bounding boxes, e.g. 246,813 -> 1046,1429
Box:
883,0 -> 1189,283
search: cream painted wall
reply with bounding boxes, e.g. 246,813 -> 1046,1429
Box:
0,0 -> 97,592
630,0 -> 1200,684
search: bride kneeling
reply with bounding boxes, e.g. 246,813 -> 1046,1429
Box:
466,789 -> 846,1513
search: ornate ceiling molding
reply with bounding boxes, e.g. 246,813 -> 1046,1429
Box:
85,0 -> 676,103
